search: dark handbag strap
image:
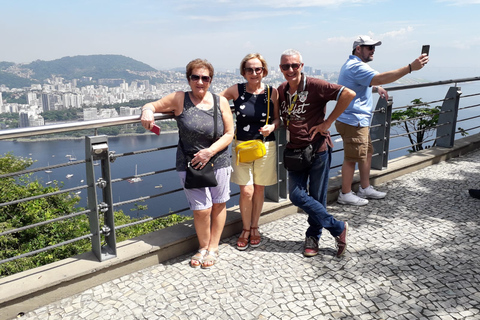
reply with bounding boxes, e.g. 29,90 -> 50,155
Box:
213,93 -> 218,140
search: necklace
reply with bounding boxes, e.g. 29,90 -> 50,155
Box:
241,83 -> 265,100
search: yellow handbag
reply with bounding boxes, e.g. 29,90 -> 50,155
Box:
234,85 -> 270,165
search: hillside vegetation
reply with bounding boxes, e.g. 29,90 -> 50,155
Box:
0,55 -> 159,87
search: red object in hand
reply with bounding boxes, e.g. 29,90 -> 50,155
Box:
150,124 -> 161,135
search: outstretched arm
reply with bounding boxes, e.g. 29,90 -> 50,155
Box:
370,54 -> 429,86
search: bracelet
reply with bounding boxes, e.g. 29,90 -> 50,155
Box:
141,107 -> 154,113
408,64 -> 412,73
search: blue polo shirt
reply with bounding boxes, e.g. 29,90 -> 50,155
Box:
337,55 -> 378,127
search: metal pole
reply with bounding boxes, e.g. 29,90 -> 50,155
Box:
265,126 -> 288,202
85,135 -> 117,261
371,97 -> 392,170
436,87 -> 462,148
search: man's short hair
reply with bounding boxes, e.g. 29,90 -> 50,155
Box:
281,49 -> 303,63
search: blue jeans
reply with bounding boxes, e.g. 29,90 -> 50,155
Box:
288,148 -> 344,240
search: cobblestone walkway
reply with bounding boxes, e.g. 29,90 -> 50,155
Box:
19,149 -> 480,320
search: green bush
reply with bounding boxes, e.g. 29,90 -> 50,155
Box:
0,152 -> 190,277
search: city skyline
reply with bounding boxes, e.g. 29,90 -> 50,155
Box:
2,0 -> 480,81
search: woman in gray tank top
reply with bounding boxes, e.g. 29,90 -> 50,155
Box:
140,59 -> 234,269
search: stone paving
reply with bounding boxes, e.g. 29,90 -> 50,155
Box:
18,149 -> 480,320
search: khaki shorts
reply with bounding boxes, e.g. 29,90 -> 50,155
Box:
335,121 -> 373,163
231,140 -> 278,186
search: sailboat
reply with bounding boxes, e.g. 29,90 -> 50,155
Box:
45,162 -> 52,174
127,164 -> 142,183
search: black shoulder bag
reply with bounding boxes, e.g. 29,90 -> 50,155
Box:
182,94 -> 219,189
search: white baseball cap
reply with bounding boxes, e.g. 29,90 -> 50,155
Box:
353,35 -> 382,49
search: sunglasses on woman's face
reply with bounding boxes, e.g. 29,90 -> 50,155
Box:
244,67 -> 264,75
280,63 -> 302,71
189,74 -> 211,83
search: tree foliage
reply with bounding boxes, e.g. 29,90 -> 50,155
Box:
41,109 -> 80,121
25,55 -> 157,82
0,152 -> 190,277
391,98 -> 441,152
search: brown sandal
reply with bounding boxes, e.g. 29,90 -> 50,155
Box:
236,229 -> 250,251
250,227 -> 261,248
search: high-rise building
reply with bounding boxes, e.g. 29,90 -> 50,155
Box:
27,92 -> 38,106
19,111 -> 29,127
29,114 -> 44,127
83,108 -> 98,121
0,92 -> 3,107
41,93 -> 52,111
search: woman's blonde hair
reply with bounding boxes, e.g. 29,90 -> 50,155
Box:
239,53 -> 268,78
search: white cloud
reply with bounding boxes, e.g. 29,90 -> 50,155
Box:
187,10 -> 295,22
252,0 -> 383,8
449,36 -> 480,49
380,27 -> 415,39
326,27 -> 415,45
436,0 -> 480,5
191,0 -> 384,9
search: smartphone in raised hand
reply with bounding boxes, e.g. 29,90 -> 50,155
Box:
421,45 -> 430,56
150,124 -> 161,135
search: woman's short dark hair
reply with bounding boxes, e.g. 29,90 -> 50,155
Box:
185,59 -> 214,81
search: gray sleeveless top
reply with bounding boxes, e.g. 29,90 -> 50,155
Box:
175,92 -> 230,171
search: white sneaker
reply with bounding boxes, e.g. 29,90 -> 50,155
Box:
357,185 -> 386,199
337,191 -> 369,206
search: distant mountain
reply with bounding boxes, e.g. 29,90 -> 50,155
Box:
0,55 -> 161,88
0,71 -> 37,88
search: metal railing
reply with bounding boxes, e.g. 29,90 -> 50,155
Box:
1,76 -> 479,266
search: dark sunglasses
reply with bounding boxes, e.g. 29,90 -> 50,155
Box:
280,63 -> 302,71
244,67 -> 264,74
189,74 -> 211,83
361,45 -> 375,50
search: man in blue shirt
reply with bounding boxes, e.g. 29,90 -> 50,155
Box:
336,35 -> 429,206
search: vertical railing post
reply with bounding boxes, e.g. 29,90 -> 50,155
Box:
85,135 -> 117,261
436,86 -> 462,148
371,97 -> 393,170
265,126 -> 288,202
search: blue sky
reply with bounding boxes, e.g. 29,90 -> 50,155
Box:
2,0 -> 480,80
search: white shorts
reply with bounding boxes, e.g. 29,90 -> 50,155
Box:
231,140 -> 278,186
178,167 -> 232,211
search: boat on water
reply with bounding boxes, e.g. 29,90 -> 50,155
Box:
66,152 -> 77,161
66,174 -> 73,179
93,161 -> 100,166
46,181 -> 52,185
155,184 -> 163,189
45,162 -> 53,173
127,164 -> 142,183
